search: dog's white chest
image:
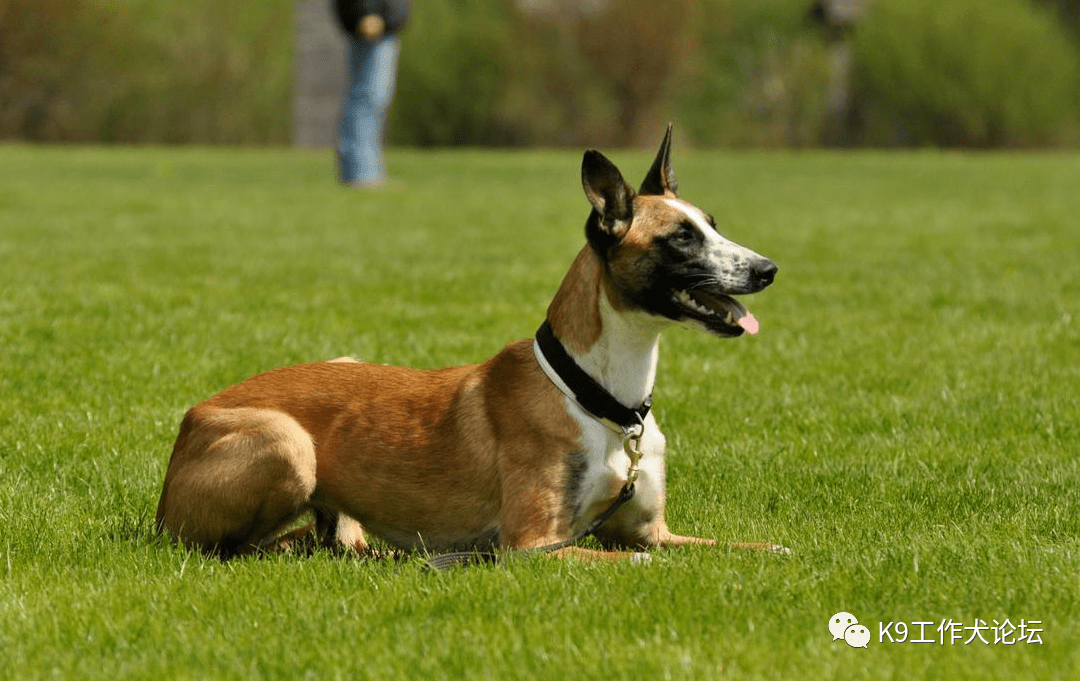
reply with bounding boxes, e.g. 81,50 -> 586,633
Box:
564,399 -> 666,532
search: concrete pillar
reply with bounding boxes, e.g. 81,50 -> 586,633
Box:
294,0 -> 347,148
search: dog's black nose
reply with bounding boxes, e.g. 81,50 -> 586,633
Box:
753,258 -> 778,287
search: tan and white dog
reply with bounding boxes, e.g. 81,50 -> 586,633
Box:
155,126 -> 781,562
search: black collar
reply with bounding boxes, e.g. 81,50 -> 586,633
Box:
534,320 -> 652,431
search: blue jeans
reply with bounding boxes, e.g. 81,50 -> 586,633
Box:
338,34 -> 400,184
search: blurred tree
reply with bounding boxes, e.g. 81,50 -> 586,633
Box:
512,0 -> 696,145
1037,0 -> 1080,32
572,0 -> 697,143
851,0 -> 1080,147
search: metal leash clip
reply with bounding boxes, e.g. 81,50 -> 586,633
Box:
622,415 -> 645,487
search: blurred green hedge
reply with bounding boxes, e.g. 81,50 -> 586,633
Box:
1,0 -> 1078,147
851,0 -> 1080,146
0,0 -> 292,144
387,0 -> 832,147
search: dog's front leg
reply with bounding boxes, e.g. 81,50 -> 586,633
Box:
641,522 -> 790,553
664,536 -> 791,553
496,470 -> 650,562
658,534 -> 783,551
661,533 -> 789,553
631,520 -> 713,548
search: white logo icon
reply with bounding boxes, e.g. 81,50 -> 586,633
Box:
845,624 -> 871,648
829,612 -> 859,640
829,612 -> 869,648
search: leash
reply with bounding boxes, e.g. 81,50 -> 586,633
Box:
425,321 -> 650,570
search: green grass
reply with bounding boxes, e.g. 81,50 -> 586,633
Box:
1,144 -> 1078,680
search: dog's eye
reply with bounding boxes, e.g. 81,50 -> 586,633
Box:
672,222 -> 702,245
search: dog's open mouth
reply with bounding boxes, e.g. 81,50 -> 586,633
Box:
674,289 -> 759,335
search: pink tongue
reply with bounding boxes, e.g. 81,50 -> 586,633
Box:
737,312 -> 759,335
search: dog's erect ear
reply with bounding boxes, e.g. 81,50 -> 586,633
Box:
582,149 -> 634,242
639,123 -> 679,197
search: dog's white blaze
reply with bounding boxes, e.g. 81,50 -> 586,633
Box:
664,198 -> 762,290
665,198 -> 720,241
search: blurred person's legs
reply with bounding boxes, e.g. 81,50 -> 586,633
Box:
338,35 -> 400,186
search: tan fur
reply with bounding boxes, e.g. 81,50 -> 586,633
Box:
547,246 -> 604,352
156,407 -> 317,552
623,197 -> 690,248
156,344 -> 595,557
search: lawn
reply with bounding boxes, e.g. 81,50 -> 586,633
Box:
0,144 -> 1077,680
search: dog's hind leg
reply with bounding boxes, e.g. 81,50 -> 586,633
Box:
255,509 -> 369,555
156,407 -> 318,557
311,507 -> 369,554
